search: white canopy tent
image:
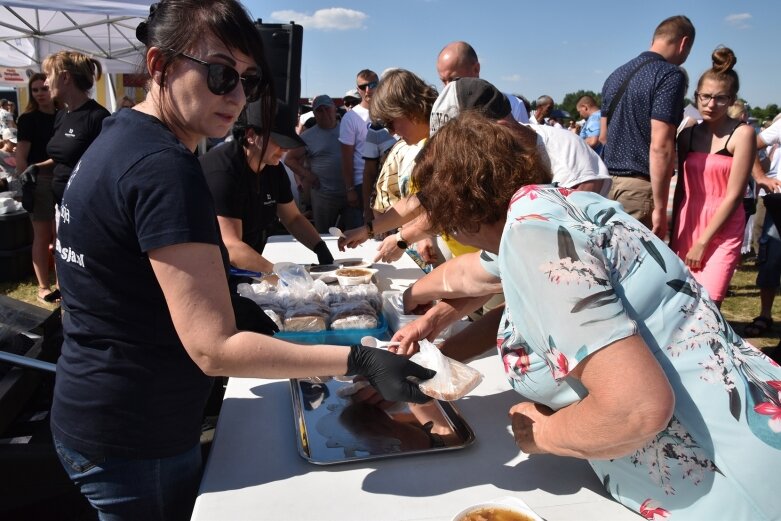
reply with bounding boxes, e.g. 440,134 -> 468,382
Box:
0,0 -> 150,109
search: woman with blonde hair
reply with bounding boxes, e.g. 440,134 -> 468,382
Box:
39,50 -> 110,207
671,47 -> 756,307
15,72 -> 58,303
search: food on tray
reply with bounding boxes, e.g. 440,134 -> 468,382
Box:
284,314 -> 327,332
410,340 -> 483,401
330,301 -> 378,330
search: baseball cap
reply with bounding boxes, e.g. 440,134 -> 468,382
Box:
312,94 -> 335,110
343,88 -> 361,100
429,78 -> 511,135
238,98 -> 305,149
2,128 -> 17,143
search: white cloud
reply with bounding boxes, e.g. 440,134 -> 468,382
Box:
725,13 -> 751,29
502,74 -> 522,82
269,8 -> 368,31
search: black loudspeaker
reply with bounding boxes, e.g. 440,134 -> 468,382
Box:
255,20 -> 303,118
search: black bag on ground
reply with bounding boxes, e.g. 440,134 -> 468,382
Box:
20,165 -> 38,213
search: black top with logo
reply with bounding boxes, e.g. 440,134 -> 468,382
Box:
47,98 -> 110,204
16,109 -> 57,164
200,140 -> 294,253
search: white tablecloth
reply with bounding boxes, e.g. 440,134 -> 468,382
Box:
191,236 -> 639,521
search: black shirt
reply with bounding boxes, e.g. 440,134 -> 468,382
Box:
200,140 -> 294,253
51,109 -> 218,458
16,109 -> 57,165
47,98 -> 110,204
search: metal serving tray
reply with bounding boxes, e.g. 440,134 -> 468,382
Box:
290,378 -> 476,465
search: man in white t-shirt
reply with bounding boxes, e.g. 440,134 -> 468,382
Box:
436,41 -> 529,124
339,69 -> 378,229
0,99 -> 15,131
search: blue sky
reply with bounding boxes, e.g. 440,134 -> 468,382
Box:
242,0 -> 780,108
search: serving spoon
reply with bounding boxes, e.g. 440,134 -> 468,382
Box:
329,226 -> 346,238
360,336 -> 401,350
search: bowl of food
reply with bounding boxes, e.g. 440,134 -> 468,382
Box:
451,496 -> 542,521
335,267 -> 377,286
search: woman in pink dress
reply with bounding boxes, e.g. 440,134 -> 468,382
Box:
671,47 -> 755,307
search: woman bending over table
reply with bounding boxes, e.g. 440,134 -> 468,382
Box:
402,110 -> 781,520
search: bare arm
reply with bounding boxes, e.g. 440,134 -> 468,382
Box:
682,125 -> 756,270
277,200 -> 325,251
584,135 -> 600,149
373,213 -> 434,263
648,119 -> 677,239
14,141 -> 30,173
598,116 -> 608,146
438,305 -> 503,361
391,295 -> 493,355
149,242 -> 349,377
341,143 -> 359,207
339,194 -> 423,250
403,252 -> 502,311
753,135 -> 781,193
511,334 -> 675,459
216,215 -> 274,273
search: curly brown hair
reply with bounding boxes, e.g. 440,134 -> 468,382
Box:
413,111 -> 552,236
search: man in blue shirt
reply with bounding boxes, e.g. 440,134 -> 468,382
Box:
577,94 -> 603,155
599,15 -> 695,240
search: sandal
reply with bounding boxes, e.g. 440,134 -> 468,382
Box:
37,288 -> 61,305
745,316 -> 773,337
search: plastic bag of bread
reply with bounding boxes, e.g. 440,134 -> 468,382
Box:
283,302 -> 329,332
330,301 -> 378,330
409,340 -> 483,401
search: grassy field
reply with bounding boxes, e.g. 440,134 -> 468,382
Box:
1,256 -> 779,350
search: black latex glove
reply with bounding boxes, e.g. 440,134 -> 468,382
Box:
346,344 -> 436,404
20,164 -> 38,185
313,240 -> 334,265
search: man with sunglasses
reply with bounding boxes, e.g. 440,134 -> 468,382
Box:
339,69 -> 379,230
201,99 -> 334,275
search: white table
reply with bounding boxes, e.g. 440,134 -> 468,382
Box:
191,236 -> 639,521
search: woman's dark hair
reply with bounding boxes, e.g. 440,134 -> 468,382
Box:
23,72 -> 49,113
136,0 -> 274,145
697,46 -> 740,98
413,111 -> 551,236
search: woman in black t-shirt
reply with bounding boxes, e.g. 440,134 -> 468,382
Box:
40,51 -> 110,206
16,72 -> 58,303
51,2 -> 434,519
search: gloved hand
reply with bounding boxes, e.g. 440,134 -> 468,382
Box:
20,164 -> 38,185
313,240 -> 334,265
346,344 -> 436,404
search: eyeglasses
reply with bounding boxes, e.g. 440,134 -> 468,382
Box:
696,92 -> 731,107
357,80 -> 378,91
31,86 -> 49,93
176,51 -> 263,101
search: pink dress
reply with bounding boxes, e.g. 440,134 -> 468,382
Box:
672,139 -> 745,301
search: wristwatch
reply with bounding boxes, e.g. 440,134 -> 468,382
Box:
396,228 -> 408,250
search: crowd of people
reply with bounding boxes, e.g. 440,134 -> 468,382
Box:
2,2 -> 781,520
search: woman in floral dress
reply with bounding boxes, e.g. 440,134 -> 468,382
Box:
405,111 -> 781,519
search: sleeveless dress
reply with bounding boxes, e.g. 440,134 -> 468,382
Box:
672,124 -> 746,301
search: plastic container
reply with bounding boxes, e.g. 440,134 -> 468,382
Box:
382,290 -> 470,339
275,313 -> 388,345
335,268 -> 377,286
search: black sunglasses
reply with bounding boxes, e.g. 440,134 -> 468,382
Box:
357,80 -> 378,91
176,51 -> 262,101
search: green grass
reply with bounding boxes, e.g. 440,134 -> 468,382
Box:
2,257 -> 779,349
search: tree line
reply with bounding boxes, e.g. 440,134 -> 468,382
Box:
552,89 -> 779,125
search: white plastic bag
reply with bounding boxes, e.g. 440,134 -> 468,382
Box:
410,340 -> 483,401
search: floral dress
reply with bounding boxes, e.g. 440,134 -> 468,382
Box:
481,185 -> 781,520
